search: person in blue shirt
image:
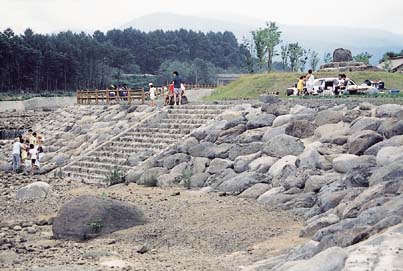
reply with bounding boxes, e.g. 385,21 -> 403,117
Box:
172,71 -> 183,106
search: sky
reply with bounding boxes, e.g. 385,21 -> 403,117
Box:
1,0 -> 403,34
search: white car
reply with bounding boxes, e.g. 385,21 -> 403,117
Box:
313,77 -> 366,95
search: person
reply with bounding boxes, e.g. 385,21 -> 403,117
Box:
20,138 -> 28,168
35,146 -> 44,169
29,131 -> 37,146
12,138 -> 22,172
305,69 -> 315,95
28,144 -> 37,174
37,133 -> 45,147
172,71 -> 183,106
297,76 -> 305,96
149,83 -> 156,107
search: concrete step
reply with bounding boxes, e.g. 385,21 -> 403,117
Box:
73,161 -> 132,171
108,140 -> 171,149
118,136 -> 178,145
165,109 -> 223,115
129,127 -> 192,135
100,145 -> 166,154
121,132 -> 185,140
158,118 -> 208,125
150,123 -> 201,130
163,113 -> 217,120
94,149 -> 157,159
64,171 -> 106,181
85,155 -> 128,165
65,165 -> 111,177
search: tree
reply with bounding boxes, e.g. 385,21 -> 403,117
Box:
262,22 -> 282,72
381,56 -> 393,72
287,43 -> 304,72
252,30 -> 266,72
309,51 -> 320,71
353,52 -> 372,64
280,44 -> 289,71
323,52 -> 332,64
240,37 -> 255,74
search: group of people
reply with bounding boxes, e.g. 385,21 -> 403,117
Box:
149,71 -> 187,107
296,69 -> 315,96
11,129 -> 45,174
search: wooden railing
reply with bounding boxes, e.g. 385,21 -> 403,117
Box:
76,89 -> 145,105
185,84 -> 217,90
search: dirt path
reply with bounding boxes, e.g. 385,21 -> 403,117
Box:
0,175 -> 305,271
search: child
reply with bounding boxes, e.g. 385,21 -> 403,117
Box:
297,76 -> 304,96
35,146 -> 44,169
28,144 -> 37,174
149,83 -> 156,107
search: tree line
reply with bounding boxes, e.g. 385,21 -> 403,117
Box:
0,28 -> 248,92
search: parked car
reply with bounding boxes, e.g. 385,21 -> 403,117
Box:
313,77 -> 368,95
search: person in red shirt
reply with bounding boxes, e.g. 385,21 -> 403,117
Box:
165,83 -> 175,106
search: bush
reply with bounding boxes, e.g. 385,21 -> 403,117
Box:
104,166 -> 124,186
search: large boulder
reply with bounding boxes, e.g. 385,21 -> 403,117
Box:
285,120 -> 315,139
368,160 -> 403,186
238,183 -> 271,199
315,122 -> 350,143
376,146 -> 403,166
350,117 -> 381,133
16,182 -> 50,201
259,94 -> 280,104
263,134 -> 305,158
376,104 -> 403,117
188,142 -> 231,159
233,152 -> 261,173
216,172 -> 267,194
364,135 -> 403,156
237,129 -> 265,143
191,157 -> 210,174
162,153 -> 191,170
207,158 -> 233,174
246,114 -> 276,129
315,110 -> 344,126
156,173 -> 183,187
378,120 -> 403,139
333,48 -> 353,62
52,195 -> 146,241
248,156 -> 278,173
138,167 -> 168,186
332,154 -> 376,173
272,114 -> 293,128
228,142 -> 263,160
188,173 -> 210,188
300,214 -> 340,237
262,125 -> 287,142
347,130 -> 383,155
268,155 -> 298,180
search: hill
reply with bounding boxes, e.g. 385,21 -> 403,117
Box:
121,12 -> 403,64
206,71 -> 403,100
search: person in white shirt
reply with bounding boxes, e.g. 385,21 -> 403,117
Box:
149,83 -> 156,107
28,144 -> 38,174
12,138 -> 21,172
305,69 -> 315,95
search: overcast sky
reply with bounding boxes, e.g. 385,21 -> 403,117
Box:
1,0 -> 403,34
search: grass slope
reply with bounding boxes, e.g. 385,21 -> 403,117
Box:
207,71 -> 403,100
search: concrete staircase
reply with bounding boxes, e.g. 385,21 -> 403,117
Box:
62,104 -> 229,182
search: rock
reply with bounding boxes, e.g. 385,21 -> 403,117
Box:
378,119 -> 403,139
216,172 -> 267,194
268,155 -> 298,180
170,162 -> 188,175
207,158 -> 233,174
300,214 -> 340,237
259,94 -> 280,104
343,165 -> 373,188
368,160 -> 403,186
192,157 -> 210,174
318,227 -> 370,250
238,129 -> 265,143
376,104 -> 403,117
305,173 -> 341,193
272,114 -> 293,128
285,120 -> 315,139
277,246 -> 348,271
13,225 -> 22,231
100,257 -> 127,268
156,173 -> 183,187
163,153 -> 191,170
246,114 -> 276,130
27,227 -> 37,234
16,181 -> 50,201
221,110 -> 243,121
238,183 -> 271,199
350,117 -> 381,133
188,173 -> 210,188
138,167 -> 168,187
0,251 -> 19,265
290,105 -> 316,116
125,169 -> 143,183
51,153 -> 70,166
217,124 -> 246,144
347,130 -> 383,155
257,187 -> 285,203
263,134 -> 305,158
188,142 -> 231,159
224,117 -> 246,130
364,135 -> 403,156
52,195 -> 146,241
0,162 -> 12,172
182,137 -> 198,151
332,154 -> 376,173
376,146 -> 403,166
343,109 -> 362,123
298,147 -> 329,170
248,156 -> 278,173
262,125 -> 287,141
315,122 -> 350,142
333,48 -> 353,62
315,110 -> 344,126
228,142 -> 263,160
234,152 -> 261,173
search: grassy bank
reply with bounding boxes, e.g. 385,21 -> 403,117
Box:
206,71 -> 403,100
0,91 -> 74,101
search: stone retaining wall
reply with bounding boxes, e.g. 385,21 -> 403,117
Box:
0,97 -> 75,112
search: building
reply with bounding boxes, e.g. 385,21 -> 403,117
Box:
216,74 -> 244,86
377,56 -> 403,73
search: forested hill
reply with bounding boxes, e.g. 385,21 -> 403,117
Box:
0,28 -> 246,92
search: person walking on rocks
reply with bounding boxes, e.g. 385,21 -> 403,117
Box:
12,138 -> 22,172
28,144 -> 38,174
149,83 -> 156,107
172,71 -> 183,106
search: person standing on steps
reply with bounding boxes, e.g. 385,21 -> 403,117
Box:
149,83 -> 156,107
172,71 -> 183,106
12,138 -> 22,172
